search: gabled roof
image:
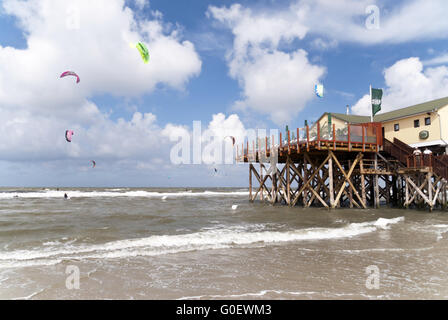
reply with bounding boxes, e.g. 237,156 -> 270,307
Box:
321,112 -> 370,124
317,96 -> 448,125
373,96 -> 448,122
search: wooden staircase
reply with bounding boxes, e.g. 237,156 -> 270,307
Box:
382,137 -> 448,179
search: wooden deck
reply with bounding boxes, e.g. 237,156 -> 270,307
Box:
237,122 -> 383,163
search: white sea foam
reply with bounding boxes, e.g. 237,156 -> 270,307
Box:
42,241 -> 60,246
0,190 -> 249,199
433,224 -> 448,228
373,217 -> 404,229
431,224 -> 448,241
11,287 -> 47,300
178,289 -> 318,300
411,223 -> 448,241
0,217 -> 404,269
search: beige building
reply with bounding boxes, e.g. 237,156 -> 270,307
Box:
374,96 -> 448,153
314,96 -> 448,154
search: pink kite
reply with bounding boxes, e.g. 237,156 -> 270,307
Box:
65,130 -> 74,142
225,136 -> 236,146
60,71 -> 80,83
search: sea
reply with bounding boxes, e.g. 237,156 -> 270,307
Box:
0,187 -> 448,300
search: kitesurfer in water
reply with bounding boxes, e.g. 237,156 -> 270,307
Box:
64,193 -> 68,199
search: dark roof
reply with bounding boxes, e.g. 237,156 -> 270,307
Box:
322,112 -> 370,124
373,96 -> 448,122
319,96 -> 448,124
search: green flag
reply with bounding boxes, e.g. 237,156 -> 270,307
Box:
371,88 -> 383,117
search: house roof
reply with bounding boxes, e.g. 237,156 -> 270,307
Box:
321,112 -> 370,124
373,96 -> 448,122
317,96 -> 448,125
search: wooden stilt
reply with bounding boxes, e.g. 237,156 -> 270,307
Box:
348,160 -> 353,208
374,153 -> 380,208
360,159 -> 366,207
329,155 -> 334,208
249,163 -> 253,202
286,156 -> 291,205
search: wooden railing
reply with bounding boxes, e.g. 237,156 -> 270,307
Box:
406,154 -> 432,168
361,158 -> 401,173
406,154 -> 448,178
437,154 -> 448,164
383,138 -> 414,165
433,156 -> 448,179
237,122 -> 383,161
393,138 -> 415,153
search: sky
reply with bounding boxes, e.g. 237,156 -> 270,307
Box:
1,0 -> 448,187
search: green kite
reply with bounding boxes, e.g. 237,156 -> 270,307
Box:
136,42 -> 150,64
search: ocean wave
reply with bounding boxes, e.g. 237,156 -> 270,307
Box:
0,217 -> 404,269
178,289 -> 318,300
0,190 -> 249,199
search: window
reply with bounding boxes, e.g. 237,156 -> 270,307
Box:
394,123 -> 399,131
425,117 -> 431,125
414,119 -> 420,128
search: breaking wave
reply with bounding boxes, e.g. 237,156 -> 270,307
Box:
0,217 -> 404,269
0,190 -> 249,199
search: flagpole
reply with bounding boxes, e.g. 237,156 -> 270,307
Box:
370,84 -> 373,122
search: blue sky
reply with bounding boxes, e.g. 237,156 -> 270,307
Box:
1,0 -> 448,187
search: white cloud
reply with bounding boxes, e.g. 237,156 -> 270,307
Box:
310,38 -> 338,51
208,4 -> 308,60
201,113 -> 246,165
352,57 -> 448,115
232,49 -> 325,124
0,100 -> 248,176
134,0 -> 148,11
333,90 -> 355,99
208,4 -> 325,125
295,0 -> 448,45
0,105 -> 173,162
204,113 -> 246,142
423,53 -> 448,66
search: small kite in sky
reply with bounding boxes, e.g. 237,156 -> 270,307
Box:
60,71 -> 80,83
315,84 -> 324,98
91,160 -> 96,168
136,42 -> 150,63
65,130 -> 74,142
225,136 -> 236,146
